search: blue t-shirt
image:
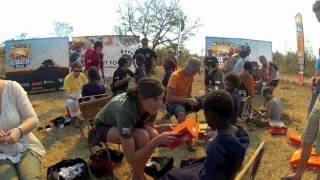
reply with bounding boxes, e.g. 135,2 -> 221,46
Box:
202,127 -> 249,180
232,58 -> 244,73
69,52 -> 80,64
315,59 -> 320,93
82,83 -> 106,97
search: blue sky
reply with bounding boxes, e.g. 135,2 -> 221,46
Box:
1,0 -> 319,56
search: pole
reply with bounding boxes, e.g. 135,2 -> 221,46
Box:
177,19 -> 182,67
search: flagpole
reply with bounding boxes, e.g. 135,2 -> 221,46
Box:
177,19 -> 181,67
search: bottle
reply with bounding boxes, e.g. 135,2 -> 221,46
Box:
215,81 -> 221,90
208,80 -> 212,92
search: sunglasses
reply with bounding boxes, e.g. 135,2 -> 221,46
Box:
74,69 -> 82,73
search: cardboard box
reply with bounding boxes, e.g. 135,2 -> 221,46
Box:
290,148 -> 320,169
167,117 -> 199,150
269,121 -> 287,135
288,132 -> 302,148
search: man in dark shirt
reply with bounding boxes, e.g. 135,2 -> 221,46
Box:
204,49 -> 223,92
112,54 -> 134,96
134,38 -> 157,76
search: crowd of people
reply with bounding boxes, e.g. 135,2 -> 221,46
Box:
2,1 -> 320,179
0,36 -> 283,180
62,33 -> 285,179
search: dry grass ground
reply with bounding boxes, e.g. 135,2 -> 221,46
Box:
29,68 -> 316,179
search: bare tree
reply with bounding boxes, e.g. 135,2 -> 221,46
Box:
15,32 -> 28,40
53,21 -> 73,37
114,0 -> 200,50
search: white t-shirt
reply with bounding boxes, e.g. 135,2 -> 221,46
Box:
0,80 -> 45,163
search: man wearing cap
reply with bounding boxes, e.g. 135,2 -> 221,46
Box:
204,49 -> 223,92
282,1 -> 320,179
134,38 -> 157,76
165,57 -> 201,123
232,45 -> 251,74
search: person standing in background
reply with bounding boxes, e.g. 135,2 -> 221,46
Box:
134,38 -> 157,76
204,49 -> 223,92
84,41 -> 105,80
162,48 -> 177,87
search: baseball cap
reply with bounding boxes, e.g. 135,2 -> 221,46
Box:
185,57 -> 201,73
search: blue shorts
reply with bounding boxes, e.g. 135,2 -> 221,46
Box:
166,103 -> 187,119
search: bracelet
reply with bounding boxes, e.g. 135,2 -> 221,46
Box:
17,127 -> 23,138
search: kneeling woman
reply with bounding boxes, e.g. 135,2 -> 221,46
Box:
92,78 -> 177,179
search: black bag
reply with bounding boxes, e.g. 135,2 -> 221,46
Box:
47,158 -> 89,180
144,156 -> 174,179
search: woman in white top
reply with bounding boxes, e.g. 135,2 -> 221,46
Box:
0,80 -> 45,180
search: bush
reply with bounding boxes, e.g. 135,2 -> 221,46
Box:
273,51 -> 314,77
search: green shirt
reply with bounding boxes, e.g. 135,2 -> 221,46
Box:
302,95 -> 320,154
95,93 -> 156,138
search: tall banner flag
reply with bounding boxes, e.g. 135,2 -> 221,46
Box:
295,13 -> 305,85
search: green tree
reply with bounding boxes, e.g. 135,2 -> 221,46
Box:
305,39 -> 315,62
114,0 -> 200,50
53,21 -> 73,38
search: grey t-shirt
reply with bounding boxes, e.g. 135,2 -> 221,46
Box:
270,98 -> 282,120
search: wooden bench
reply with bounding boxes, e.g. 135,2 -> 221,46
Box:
235,141 -> 265,180
78,94 -> 112,141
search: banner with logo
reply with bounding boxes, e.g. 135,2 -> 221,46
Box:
205,36 -> 273,63
5,37 -> 69,93
295,13 -> 305,72
71,35 -> 140,77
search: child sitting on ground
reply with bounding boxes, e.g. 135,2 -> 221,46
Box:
163,90 -> 249,180
251,87 -> 283,127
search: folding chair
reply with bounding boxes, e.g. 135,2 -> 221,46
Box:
78,94 -> 112,142
239,96 -> 253,125
235,141 -> 265,180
